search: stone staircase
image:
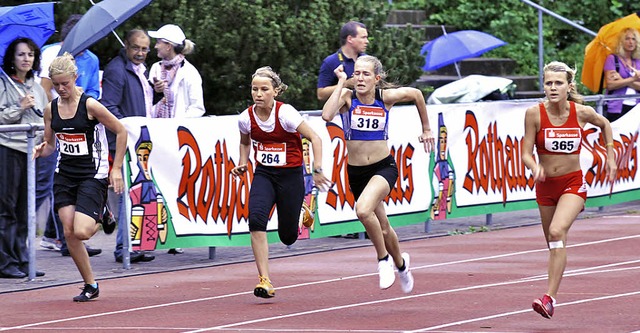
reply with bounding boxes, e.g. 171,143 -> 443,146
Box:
386,10 -> 543,100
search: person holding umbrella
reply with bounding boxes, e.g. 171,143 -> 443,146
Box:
322,55 -> 435,293
0,37 -> 47,279
603,28 -> 640,122
33,53 -> 127,301
522,61 -> 616,319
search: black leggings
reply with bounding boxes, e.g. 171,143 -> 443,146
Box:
248,165 -> 304,245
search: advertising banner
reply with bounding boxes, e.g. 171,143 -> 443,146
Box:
121,101 -> 639,249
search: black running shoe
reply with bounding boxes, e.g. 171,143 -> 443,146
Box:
73,283 -> 99,302
100,204 -> 116,235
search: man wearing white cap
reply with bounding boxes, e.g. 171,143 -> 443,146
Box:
148,24 -> 205,118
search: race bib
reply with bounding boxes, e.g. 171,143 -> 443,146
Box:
351,106 -> 386,132
256,142 -> 286,166
544,128 -> 581,153
56,133 -> 89,156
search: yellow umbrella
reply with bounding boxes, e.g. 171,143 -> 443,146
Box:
582,13 -> 640,93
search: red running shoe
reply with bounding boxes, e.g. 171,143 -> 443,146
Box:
532,294 -> 555,319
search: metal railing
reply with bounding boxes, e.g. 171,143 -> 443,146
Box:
0,123 -> 43,281
3,92 -> 635,281
520,0 -> 598,91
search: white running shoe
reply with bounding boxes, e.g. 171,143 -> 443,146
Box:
378,256 -> 396,289
40,237 -> 61,251
397,252 -> 414,293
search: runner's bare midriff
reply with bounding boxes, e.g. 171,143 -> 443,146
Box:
346,140 -> 389,166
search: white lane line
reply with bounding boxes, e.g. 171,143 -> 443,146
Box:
2,234 -> 639,332
521,259 -> 640,280
184,266 -> 640,332
406,290 -> 640,332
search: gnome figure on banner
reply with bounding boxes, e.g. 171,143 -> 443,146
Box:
298,137 -> 318,239
430,113 -> 455,220
129,126 -> 168,250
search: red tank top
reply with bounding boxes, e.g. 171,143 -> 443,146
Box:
535,102 -> 583,155
248,101 -> 303,168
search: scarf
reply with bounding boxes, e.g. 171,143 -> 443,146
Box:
133,63 -> 153,117
155,54 -> 185,118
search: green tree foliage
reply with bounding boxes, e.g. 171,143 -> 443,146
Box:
14,0 -> 424,114
393,0 -> 636,93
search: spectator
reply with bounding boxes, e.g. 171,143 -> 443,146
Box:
148,24 -> 205,118
317,21 -> 368,102
100,29 -> 156,264
37,14 -> 103,257
0,37 -> 47,278
231,67 -> 331,298
148,23 -> 205,254
39,14 -> 100,101
603,28 -> 640,122
33,53 -> 126,301
321,55 -> 435,293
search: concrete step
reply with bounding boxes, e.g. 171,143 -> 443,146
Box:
422,58 -> 517,77
415,75 -> 459,90
384,24 -> 458,41
416,74 -> 542,101
386,10 -> 426,25
515,91 -> 545,99
505,75 -> 539,92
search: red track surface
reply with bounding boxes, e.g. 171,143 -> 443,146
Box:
1,215 -> 639,333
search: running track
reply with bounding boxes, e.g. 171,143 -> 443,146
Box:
1,215 -> 639,333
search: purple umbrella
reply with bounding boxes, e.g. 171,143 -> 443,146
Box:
421,30 -> 507,74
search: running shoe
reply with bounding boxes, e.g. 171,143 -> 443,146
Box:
397,252 -> 414,293
378,256 -> 396,289
254,275 -> 275,298
300,202 -> 314,228
99,205 -> 116,235
40,237 -> 62,251
532,294 -> 555,319
73,283 -> 100,302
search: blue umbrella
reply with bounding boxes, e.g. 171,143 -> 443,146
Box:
420,30 -> 507,73
0,2 -> 55,63
58,0 -> 152,56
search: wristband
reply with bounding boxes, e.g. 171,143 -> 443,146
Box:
313,168 -> 323,174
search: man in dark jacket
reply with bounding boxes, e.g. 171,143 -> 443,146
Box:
100,29 -> 156,264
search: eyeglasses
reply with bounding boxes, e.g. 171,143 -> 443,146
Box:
128,46 -> 150,53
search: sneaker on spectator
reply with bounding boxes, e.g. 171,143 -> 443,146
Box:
40,237 -> 62,251
378,256 -> 395,289
167,248 -> 184,254
73,283 -> 99,302
254,275 -> 275,298
397,252 -> 414,293
532,294 -> 555,319
61,244 -> 102,257
99,204 -> 116,235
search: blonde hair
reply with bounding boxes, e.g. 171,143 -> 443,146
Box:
49,52 -> 77,77
252,66 -> 288,96
355,55 -> 396,89
543,61 -> 584,104
170,38 -> 195,55
616,28 -> 640,59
